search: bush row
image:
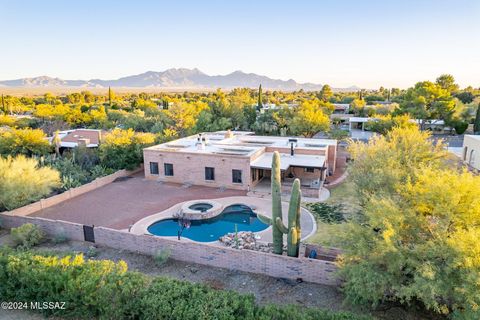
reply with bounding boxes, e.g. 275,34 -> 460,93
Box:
0,248 -> 370,320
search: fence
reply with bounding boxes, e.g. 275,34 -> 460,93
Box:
4,166 -> 143,217
0,213 -> 340,286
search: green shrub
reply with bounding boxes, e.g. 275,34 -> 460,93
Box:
153,248 -> 170,267
86,246 -> 98,258
0,155 -> 60,211
308,203 -> 346,224
0,249 -> 371,320
10,223 -> 45,249
453,120 -> 468,134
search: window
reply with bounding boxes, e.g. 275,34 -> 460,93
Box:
304,167 -> 315,173
232,169 -> 242,183
205,167 -> 215,181
164,163 -> 174,176
150,162 -> 159,175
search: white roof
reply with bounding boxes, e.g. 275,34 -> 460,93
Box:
349,117 -> 376,123
250,152 -> 326,170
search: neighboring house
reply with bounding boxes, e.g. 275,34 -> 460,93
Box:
48,129 -> 104,149
462,135 -> 480,170
143,131 -> 337,198
332,103 -> 350,114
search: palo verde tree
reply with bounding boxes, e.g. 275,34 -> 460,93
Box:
339,126 -> 480,318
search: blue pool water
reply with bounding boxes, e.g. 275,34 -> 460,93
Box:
147,204 -> 269,242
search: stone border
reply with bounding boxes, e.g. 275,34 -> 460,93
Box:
2,166 -> 144,217
180,200 -> 223,220
129,196 -> 317,244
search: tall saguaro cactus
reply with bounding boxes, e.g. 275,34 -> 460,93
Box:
270,151 -> 284,254
276,179 -> 302,257
257,152 -> 303,257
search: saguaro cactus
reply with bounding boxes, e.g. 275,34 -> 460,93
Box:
258,151 -> 284,254
257,152 -> 302,256
276,179 -> 302,257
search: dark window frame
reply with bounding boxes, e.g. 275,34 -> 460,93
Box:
232,169 -> 242,183
205,167 -> 215,181
304,167 -> 315,173
150,162 -> 159,175
164,163 -> 174,176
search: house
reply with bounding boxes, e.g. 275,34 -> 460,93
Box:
143,131 -> 337,198
48,129 -> 104,149
462,135 -> 480,170
332,103 -> 350,114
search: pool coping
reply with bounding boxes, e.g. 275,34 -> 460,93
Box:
130,196 -> 316,244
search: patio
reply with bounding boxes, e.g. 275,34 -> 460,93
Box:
30,172 -> 246,230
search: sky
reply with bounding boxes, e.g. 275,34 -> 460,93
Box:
1,0 -> 479,89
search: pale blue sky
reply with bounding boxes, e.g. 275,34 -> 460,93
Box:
1,0 -> 479,88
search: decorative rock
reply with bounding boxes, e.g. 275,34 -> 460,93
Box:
219,231 -> 276,253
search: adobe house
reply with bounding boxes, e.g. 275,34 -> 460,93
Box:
463,135 -> 480,170
143,131 -> 337,198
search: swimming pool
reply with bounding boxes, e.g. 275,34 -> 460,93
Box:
147,204 -> 269,242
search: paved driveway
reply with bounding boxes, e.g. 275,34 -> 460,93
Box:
31,173 -> 246,230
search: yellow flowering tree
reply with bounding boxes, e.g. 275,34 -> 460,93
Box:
99,128 -> 155,170
0,156 -> 60,211
340,126 -> 480,318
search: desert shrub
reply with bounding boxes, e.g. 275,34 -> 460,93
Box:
308,203 -> 346,224
0,155 -> 60,211
99,128 -> 155,170
0,127 -> 52,156
452,120 -> 469,134
342,126 -> 480,318
10,223 -> 45,249
86,246 -> 98,258
52,229 -> 67,244
258,304 -> 369,320
0,249 -> 371,320
153,248 -> 170,266
89,164 -> 115,179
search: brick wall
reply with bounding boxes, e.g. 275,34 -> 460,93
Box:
144,150 -> 252,190
0,214 -> 340,286
0,214 -> 84,241
3,166 -> 143,217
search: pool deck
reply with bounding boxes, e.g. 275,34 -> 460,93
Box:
30,172 -> 247,230
130,196 -> 316,243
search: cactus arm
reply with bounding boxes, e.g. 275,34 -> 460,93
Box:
275,217 -> 289,234
257,213 -> 272,225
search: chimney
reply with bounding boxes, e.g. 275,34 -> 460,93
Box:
77,138 -> 90,147
224,130 -> 233,139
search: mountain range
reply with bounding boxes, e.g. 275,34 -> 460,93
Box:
0,68 -> 359,91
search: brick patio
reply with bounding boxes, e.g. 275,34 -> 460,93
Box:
31,172 -> 246,230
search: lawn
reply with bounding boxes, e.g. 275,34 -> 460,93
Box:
306,179 -> 361,247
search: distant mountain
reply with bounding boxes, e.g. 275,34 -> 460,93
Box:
0,68 -> 357,91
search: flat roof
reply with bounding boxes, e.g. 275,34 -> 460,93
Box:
145,131 -> 337,156
250,152 -> 326,170
465,135 -> 480,141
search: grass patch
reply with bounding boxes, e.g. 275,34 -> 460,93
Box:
306,179 -> 361,247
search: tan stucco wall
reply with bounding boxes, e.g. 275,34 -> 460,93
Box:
463,135 -> 480,170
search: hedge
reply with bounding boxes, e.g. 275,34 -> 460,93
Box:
0,248 -> 371,320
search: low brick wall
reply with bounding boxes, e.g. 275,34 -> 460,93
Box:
0,214 -> 84,241
94,227 -> 340,285
0,213 -> 340,286
3,166 -> 143,217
